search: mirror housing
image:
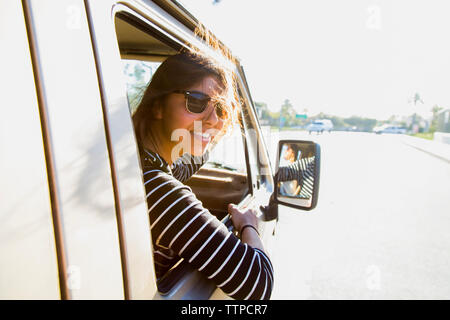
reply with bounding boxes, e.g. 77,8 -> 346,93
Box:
273,140 -> 321,211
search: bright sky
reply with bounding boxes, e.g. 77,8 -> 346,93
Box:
178,0 -> 450,120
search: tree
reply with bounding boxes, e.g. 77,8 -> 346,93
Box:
408,92 -> 424,132
344,116 -> 377,132
410,92 -> 424,105
430,105 -> 443,133
254,102 -> 269,119
279,99 -> 296,127
124,61 -> 159,113
269,110 -> 280,126
328,115 -> 345,129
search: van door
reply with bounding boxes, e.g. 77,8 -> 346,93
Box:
84,0 -> 172,299
23,0 -> 125,299
0,0 -> 60,299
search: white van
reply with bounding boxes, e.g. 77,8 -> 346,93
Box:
306,119 -> 334,134
1,0 -> 320,300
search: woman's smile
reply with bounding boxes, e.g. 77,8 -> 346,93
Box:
192,130 -> 212,142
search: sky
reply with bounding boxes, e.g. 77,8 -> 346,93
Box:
178,0 -> 450,120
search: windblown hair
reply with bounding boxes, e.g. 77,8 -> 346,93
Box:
132,25 -> 241,151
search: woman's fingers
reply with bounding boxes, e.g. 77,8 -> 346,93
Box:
228,203 -> 238,214
228,203 -> 256,216
229,203 -> 258,228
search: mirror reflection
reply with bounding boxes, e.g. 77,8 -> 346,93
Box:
276,141 -> 317,204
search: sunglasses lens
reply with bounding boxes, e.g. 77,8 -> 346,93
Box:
182,91 -> 226,119
187,98 -> 208,113
186,92 -> 209,113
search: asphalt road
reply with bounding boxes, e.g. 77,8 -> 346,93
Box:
266,131 -> 450,299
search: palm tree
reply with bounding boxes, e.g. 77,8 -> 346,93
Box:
430,105 -> 443,133
408,92 -> 424,132
410,92 -> 424,105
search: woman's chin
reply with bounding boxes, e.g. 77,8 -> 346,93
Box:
191,132 -> 211,156
191,142 -> 209,157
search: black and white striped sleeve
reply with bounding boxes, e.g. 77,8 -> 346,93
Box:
144,169 -> 274,300
276,156 -> 315,182
171,150 -> 210,183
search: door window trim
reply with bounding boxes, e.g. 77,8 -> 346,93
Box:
113,5 -> 257,198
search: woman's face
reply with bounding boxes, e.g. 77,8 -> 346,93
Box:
160,75 -> 224,159
284,146 -> 295,161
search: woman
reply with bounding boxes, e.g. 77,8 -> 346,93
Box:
132,50 -> 273,300
276,144 -> 316,200
279,144 -> 301,196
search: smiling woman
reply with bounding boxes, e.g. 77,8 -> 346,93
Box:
133,51 -> 238,161
131,49 -> 274,299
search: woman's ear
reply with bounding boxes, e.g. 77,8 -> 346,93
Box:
152,99 -> 164,120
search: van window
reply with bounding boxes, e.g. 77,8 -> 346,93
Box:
120,59 -> 247,175
113,12 -> 250,292
204,123 -> 247,173
115,13 -> 247,176
123,60 -> 161,114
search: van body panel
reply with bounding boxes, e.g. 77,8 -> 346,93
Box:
0,0 -> 60,299
25,0 -> 124,299
85,0 -> 159,299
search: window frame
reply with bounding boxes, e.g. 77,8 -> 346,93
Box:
113,6 -> 257,193
235,70 -> 275,193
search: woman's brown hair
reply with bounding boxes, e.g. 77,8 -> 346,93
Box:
132,47 -> 241,151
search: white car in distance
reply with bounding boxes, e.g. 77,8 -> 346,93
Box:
306,119 -> 334,134
373,125 -> 407,134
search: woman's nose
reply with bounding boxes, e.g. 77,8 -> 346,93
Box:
203,103 -> 219,126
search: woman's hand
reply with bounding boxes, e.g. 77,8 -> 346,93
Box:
228,203 -> 265,252
228,203 -> 258,233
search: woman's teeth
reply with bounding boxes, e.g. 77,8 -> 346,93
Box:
193,131 -> 211,141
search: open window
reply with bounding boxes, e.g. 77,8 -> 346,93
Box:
115,13 -> 249,222
114,11 -> 250,296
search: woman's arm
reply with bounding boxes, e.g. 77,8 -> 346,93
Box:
144,169 -> 274,300
276,156 -> 315,182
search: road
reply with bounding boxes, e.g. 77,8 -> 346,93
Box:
265,131 -> 450,299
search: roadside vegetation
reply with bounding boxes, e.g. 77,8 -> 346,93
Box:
409,132 -> 434,140
255,93 -> 447,138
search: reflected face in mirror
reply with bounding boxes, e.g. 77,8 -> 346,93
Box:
283,144 -> 295,163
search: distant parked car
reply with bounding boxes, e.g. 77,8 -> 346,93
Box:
307,119 -> 334,134
373,125 -> 407,134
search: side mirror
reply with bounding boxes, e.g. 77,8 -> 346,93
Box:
273,140 -> 321,211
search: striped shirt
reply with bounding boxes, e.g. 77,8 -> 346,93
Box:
277,156 -> 315,199
138,146 -> 274,300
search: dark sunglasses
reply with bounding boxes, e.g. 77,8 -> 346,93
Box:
173,90 -> 226,119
